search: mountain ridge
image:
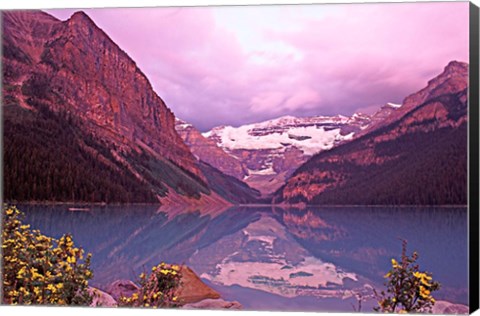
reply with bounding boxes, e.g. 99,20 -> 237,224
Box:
273,61 -> 468,205
189,112 -> 375,195
2,10 -> 259,205
2,10 -> 468,206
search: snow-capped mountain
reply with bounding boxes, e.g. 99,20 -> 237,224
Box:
199,113 -> 374,195
203,114 -> 365,156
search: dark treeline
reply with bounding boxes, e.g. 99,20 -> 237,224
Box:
3,101 -> 158,203
198,161 -> 264,204
277,86 -> 468,206
287,124 -> 467,205
3,99 -> 259,204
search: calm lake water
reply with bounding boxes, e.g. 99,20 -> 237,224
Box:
19,204 -> 468,312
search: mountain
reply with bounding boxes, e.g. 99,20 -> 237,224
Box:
274,61 -> 468,205
200,114 -> 372,195
2,10 -> 257,205
175,118 -> 248,180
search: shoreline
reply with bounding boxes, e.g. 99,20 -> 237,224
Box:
7,201 -> 469,209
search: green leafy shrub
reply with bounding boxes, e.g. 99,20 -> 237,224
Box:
119,262 -> 182,308
2,205 -> 93,305
374,240 -> 440,313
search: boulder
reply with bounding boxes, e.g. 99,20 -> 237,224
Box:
182,298 -> 242,310
88,287 -> 117,307
106,279 -> 140,301
177,266 -> 221,304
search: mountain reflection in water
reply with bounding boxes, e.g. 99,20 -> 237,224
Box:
20,205 -> 467,311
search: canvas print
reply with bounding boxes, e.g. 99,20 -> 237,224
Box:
1,1 -> 476,313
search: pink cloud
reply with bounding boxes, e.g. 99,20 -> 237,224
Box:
47,2 -> 469,131
269,2 -> 469,111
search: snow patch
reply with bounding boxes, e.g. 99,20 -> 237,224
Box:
386,102 -> 402,108
202,130 -> 212,138
246,167 -> 276,176
206,124 -> 346,156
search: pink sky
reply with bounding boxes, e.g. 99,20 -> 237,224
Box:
47,2 -> 469,131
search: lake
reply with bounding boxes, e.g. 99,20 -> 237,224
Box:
18,204 -> 468,312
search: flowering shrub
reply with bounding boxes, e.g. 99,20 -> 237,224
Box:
119,262 -> 182,308
374,240 -> 440,313
2,206 -> 93,305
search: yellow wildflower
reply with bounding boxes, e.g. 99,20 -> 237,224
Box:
419,286 -> 431,298
16,266 -> 27,279
414,271 -> 432,286
391,259 -> 399,268
34,287 -> 42,296
9,290 -> 19,297
421,278 -> 432,286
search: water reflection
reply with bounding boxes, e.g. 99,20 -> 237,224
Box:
20,204 -> 467,307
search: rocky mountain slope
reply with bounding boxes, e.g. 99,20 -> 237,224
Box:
175,118 -> 248,180
274,61 -> 468,205
2,10 -> 258,204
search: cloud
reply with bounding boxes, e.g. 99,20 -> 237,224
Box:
47,2 -> 469,131
268,2 -> 469,114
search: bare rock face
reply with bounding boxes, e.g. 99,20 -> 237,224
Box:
276,61 -> 468,205
7,10 -> 202,179
363,61 -> 468,136
175,119 -> 248,180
